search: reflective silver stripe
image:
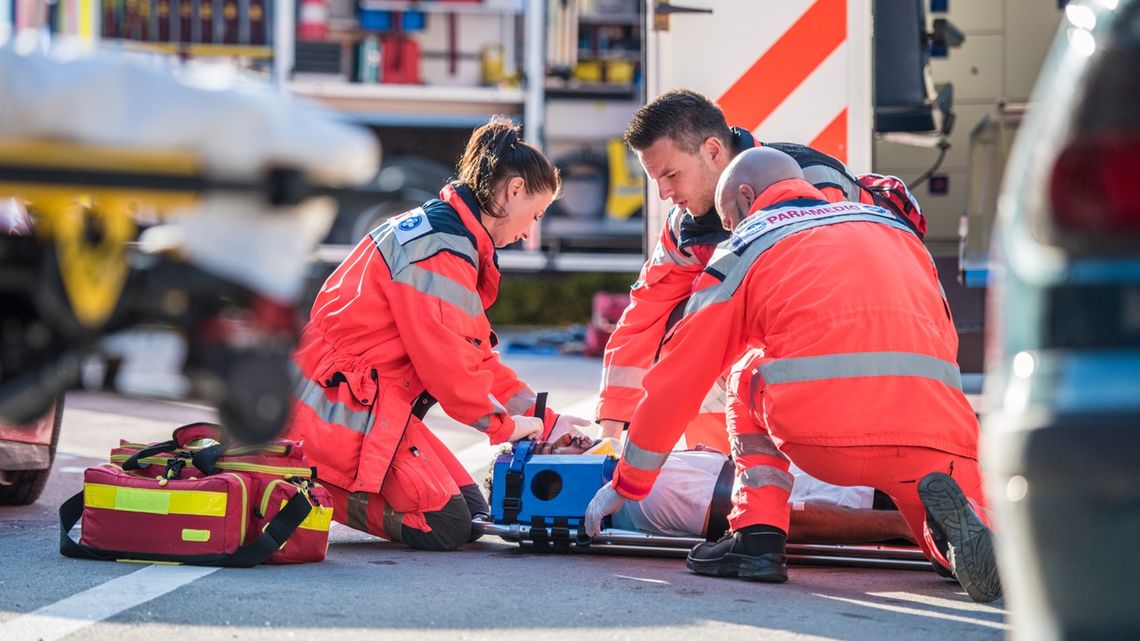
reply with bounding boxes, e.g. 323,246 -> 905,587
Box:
347,492 -> 371,533
731,433 -> 787,460
371,225 -> 484,317
687,210 -> 914,317
391,264 -> 483,317
488,394 -> 508,415
472,414 -> 494,431
382,504 -> 404,541
698,379 -> 727,413
475,394 -> 509,432
803,164 -> 861,201
602,365 -> 647,390
758,352 -> 963,390
293,370 -> 374,434
623,441 -> 670,472
371,225 -> 479,270
504,388 -> 536,415
739,465 -> 795,492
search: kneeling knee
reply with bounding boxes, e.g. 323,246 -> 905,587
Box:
401,495 -> 472,551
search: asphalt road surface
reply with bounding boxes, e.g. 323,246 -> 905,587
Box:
0,352 -> 1008,641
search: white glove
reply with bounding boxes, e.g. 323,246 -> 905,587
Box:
584,481 -> 629,538
508,415 -> 545,443
548,414 -> 592,442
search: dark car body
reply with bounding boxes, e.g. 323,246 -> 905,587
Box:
982,1 -> 1140,638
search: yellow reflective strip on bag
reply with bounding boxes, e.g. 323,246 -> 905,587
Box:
181,529 -> 211,542
84,483 -> 228,516
283,499 -> 333,531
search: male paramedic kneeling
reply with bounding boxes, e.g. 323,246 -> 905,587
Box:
585,147 -> 1001,603
286,116 -> 590,551
597,89 -> 918,453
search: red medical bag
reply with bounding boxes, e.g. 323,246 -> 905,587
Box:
60,422 -> 333,567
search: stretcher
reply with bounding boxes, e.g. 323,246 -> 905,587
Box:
484,439 -> 931,571
0,47 -> 378,442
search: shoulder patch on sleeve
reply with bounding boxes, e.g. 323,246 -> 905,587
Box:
392,208 -> 433,245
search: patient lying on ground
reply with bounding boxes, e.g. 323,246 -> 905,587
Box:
489,435 -> 914,544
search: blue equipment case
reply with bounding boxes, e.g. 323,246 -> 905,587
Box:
490,439 -> 617,535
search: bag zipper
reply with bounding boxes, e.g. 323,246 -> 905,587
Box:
214,461 -> 313,477
219,473 -> 249,544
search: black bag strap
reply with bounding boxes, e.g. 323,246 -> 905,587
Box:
59,487 -> 313,568
502,438 -> 533,524
122,439 -> 178,471
500,392 -> 547,524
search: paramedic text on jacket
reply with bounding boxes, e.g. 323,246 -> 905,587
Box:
587,147 -> 1001,603
285,117 -> 590,551
596,89 -> 877,451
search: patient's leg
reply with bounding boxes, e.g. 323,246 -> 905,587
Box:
788,502 -> 914,544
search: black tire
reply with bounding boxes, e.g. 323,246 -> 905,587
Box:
0,395 -> 64,506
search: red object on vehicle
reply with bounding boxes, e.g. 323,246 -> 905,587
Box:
1050,133 -> 1140,233
298,0 -> 329,41
382,35 -> 422,84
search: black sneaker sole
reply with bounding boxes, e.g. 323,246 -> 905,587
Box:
686,551 -> 789,583
919,472 -> 1002,602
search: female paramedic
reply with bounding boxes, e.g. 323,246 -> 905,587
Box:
285,116 -> 590,551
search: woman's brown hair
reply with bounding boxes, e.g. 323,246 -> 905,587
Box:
456,115 -> 560,218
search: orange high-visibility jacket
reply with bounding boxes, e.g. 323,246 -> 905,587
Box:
286,183 -> 557,494
611,179 -> 976,499
596,137 -> 869,424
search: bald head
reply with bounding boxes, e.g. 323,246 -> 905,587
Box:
715,147 -> 805,230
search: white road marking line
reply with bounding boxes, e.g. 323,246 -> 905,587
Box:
58,466 -> 87,473
0,565 -> 218,641
869,591 -> 1007,615
815,594 -> 1009,630
615,574 -> 669,585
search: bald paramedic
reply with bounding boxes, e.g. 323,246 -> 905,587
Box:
585,147 -> 1001,603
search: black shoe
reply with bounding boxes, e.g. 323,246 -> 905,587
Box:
919,472 -> 1002,602
686,526 -> 788,583
924,506 -> 957,579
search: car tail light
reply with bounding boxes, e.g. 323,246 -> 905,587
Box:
1050,133 -> 1140,233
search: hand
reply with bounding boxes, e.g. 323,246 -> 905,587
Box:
597,419 -> 626,440
584,481 -> 629,538
549,414 -> 592,442
508,415 -> 545,442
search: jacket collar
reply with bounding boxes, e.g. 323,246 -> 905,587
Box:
440,182 -> 501,308
748,178 -> 828,215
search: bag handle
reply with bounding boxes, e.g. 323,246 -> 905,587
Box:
172,422 -> 224,447
122,422 -> 227,475
59,488 -> 313,568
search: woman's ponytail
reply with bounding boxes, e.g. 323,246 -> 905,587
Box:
457,116 -> 559,218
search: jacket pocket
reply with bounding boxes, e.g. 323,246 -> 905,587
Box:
381,443 -> 453,514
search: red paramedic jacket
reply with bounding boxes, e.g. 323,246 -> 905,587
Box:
285,183 -> 557,493
596,134 -> 874,425
611,179 -> 976,500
